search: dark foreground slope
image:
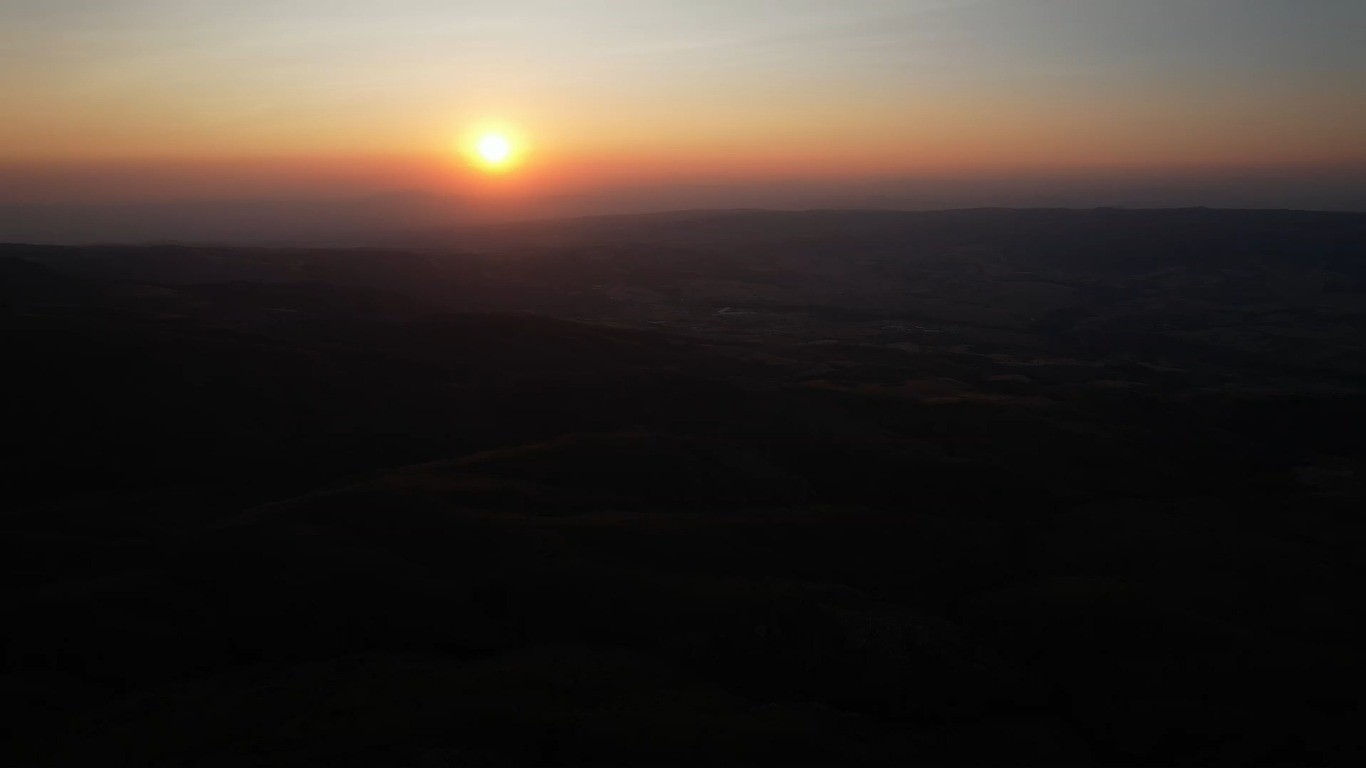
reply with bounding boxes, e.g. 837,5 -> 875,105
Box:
3,209 -> 1366,766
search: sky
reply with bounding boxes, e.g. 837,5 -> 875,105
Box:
1,0 -> 1364,212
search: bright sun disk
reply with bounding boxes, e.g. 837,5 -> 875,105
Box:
477,133 -> 512,165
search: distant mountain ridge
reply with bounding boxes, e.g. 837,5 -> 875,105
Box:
6,162 -> 1364,246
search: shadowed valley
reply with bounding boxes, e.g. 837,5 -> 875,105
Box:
3,208 -> 1365,766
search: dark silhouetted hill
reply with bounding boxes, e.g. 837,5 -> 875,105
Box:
3,209 -> 1365,766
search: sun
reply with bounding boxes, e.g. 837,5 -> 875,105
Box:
467,130 -> 521,172
478,133 -> 512,165
459,123 -> 526,174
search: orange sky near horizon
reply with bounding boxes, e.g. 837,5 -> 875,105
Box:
2,1 -> 1363,205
